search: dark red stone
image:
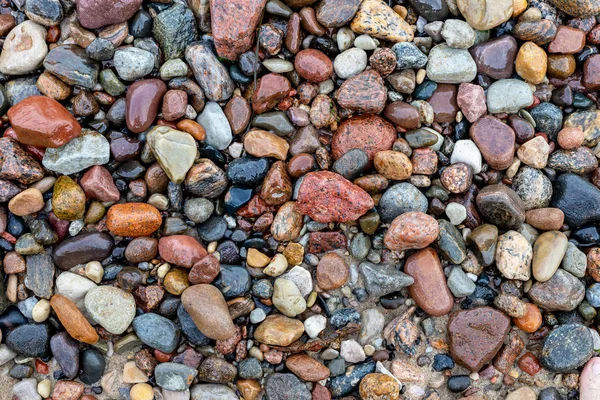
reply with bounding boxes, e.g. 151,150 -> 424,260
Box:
126,79 -> 167,134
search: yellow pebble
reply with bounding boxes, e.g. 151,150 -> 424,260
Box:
130,383 -> 154,400
246,248 -> 271,268
516,41 -> 547,84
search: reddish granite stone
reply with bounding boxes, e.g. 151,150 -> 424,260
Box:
332,114 -> 396,163
0,138 -> 44,185
308,231 -> 348,253
210,0 -> 267,60
296,171 -> 374,223
336,70 -> 387,114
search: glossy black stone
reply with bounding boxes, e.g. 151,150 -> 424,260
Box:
130,10 -> 153,38
223,186 -> 253,215
214,265 -> 251,299
227,156 -> 270,186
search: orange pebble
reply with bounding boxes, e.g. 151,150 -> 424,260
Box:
154,349 -> 173,363
177,119 -> 206,141
513,303 -> 542,333
557,127 -> 584,150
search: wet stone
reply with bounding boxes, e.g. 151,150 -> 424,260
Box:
541,324 -> 593,372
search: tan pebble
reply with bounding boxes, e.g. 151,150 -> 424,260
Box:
7,274 -> 17,303
123,361 -> 149,384
32,298 -> 51,322
207,241 -> 217,253
130,383 -> 154,400
85,261 -> 104,284
8,188 -> 44,216
246,248 -> 271,268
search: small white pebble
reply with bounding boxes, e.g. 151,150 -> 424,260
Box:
207,241 -> 217,254
157,263 -> 171,279
229,142 -> 243,158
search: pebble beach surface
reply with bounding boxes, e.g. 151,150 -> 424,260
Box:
2,0 -> 600,399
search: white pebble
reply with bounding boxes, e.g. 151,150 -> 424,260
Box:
445,202 -> 467,225
262,58 -> 294,73
354,34 -> 379,50
304,314 -> 327,339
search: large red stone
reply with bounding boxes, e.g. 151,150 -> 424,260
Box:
210,0 -> 267,61
158,235 -> 208,268
332,114 -> 396,163
470,115 -> 515,170
404,248 -> 454,317
336,70 -> 387,114
448,307 -> 511,372
77,0 -> 142,29
7,96 -> 81,148
296,171 -> 374,223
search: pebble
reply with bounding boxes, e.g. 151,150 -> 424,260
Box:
487,79 -> 534,114
254,315 -> 304,346
43,45 -> 99,89
181,284 -> 236,340
185,41 -> 234,102
392,42 -> 428,70
531,231 -> 568,282
114,47 -> 155,81
84,286 -> 136,335
441,19 -> 475,48
378,183 -> 428,222
426,44 -> 477,84
456,0 -> 512,30
42,131 -> 110,176
350,0 -> 413,42
541,324 -> 593,372
132,313 -> 180,353
155,362 -> 198,391
384,211 -> 439,251
470,35 -> 518,79
448,307 -> 510,371
106,203 -> 162,237
0,21 -> 47,75
125,79 -> 166,133
447,267 -> 476,297
147,126 -> 196,184
296,171 -> 373,223
581,357 -> 600,400
404,248 -> 453,316
528,269 -> 585,311
334,47 -> 367,79
197,101 -> 233,150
